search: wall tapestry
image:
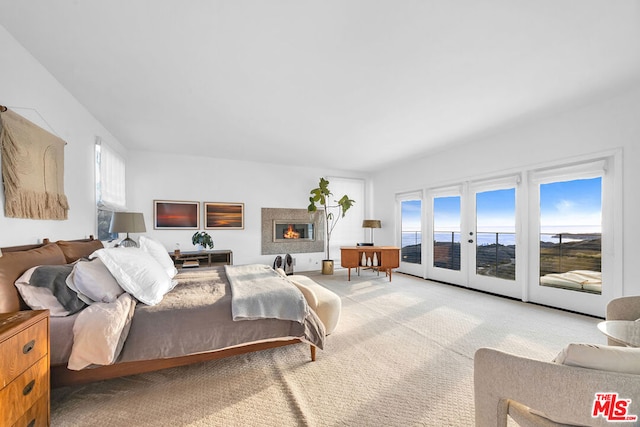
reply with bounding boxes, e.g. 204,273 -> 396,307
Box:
0,108 -> 69,220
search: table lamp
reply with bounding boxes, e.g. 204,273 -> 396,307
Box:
110,212 -> 146,247
362,219 -> 381,245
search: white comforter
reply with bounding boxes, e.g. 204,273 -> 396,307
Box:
67,293 -> 136,370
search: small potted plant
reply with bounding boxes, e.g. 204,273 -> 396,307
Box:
192,231 -> 214,251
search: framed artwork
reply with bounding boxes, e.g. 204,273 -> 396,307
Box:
154,200 -> 200,229
204,202 -> 244,230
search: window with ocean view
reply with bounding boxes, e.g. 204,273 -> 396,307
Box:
401,200 -> 421,264
433,196 -> 461,270
539,177 -> 602,294
476,188 -> 516,280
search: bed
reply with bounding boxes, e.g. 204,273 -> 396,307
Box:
0,237 -> 325,388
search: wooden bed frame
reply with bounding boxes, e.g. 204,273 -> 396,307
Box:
51,339 -> 313,388
0,237 -> 316,388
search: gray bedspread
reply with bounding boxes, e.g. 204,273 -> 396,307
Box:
50,266 -> 325,366
116,266 -> 324,363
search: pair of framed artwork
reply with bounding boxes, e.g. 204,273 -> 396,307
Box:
153,200 -> 244,230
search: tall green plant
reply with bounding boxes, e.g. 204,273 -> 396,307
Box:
307,177 -> 355,260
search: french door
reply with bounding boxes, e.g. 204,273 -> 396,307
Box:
398,192 -> 424,277
426,179 -> 520,296
405,153 -> 620,316
428,186 -> 466,285
467,177 -> 522,299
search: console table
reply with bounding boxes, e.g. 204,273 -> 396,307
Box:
169,249 -> 233,269
340,246 -> 400,282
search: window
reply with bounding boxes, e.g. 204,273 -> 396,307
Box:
530,159 -> 606,297
433,196 -> 461,271
325,177 -> 365,261
401,199 -> 421,264
95,138 -> 126,241
475,188 -> 516,280
539,176 -> 602,294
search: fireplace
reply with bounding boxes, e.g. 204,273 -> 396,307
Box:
273,221 -> 315,242
261,208 -> 324,255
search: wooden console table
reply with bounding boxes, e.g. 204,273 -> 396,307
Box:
169,249 -> 233,269
340,246 -> 400,282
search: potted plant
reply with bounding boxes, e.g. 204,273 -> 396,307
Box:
307,177 -> 355,274
192,231 -> 214,251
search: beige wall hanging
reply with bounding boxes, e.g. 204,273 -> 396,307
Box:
0,107 -> 69,220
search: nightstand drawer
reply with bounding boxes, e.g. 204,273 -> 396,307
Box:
0,318 -> 48,387
0,356 -> 48,427
11,394 -> 48,427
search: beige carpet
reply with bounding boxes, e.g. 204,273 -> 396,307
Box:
51,270 -> 603,426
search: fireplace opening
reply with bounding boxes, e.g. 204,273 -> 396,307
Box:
273,221 -> 315,242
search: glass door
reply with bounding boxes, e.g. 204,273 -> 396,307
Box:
414,155 -> 620,317
398,194 -> 423,277
428,188 -> 467,285
468,179 -> 521,299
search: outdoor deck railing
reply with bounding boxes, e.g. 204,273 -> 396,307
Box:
400,231 -> 601,277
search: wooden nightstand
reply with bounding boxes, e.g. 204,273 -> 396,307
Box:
0,310 -> 50,427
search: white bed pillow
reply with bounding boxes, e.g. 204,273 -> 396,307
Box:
139,235 -> 178,279
553,342 -> 640,374
91,248 -> 177,306
66,258 -> 124,304
67,293 -> 136,370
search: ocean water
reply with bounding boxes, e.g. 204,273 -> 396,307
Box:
402,226 -> 600,248
402,232 -> 422,248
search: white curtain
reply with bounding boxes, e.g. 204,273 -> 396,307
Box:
96,137 -> 126,210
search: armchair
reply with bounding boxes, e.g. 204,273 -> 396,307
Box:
474,296 -> 640,426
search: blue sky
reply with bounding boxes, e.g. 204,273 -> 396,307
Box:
401,177 -> 602,233
476,188 -> 515,231
540,177 -> 602,231
401,200 -> 422,231
433,196 -> 461,231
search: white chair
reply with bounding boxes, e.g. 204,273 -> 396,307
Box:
474,296 -> 640,426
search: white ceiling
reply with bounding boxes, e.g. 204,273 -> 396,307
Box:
1,1 -> 639,172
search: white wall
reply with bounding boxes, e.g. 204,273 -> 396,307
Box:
0,24 -> 369,269
126,150 -> 367,271
5,15 -> 636,290
0,25 -> 125,246
372,82 -> 640,296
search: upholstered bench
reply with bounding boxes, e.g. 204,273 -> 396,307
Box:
276,270 -> 341,335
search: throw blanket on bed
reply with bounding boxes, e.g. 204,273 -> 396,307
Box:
225,264 -> 309,323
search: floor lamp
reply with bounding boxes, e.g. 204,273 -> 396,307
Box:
110,212 -> 146,247
362,220 -> 381,245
